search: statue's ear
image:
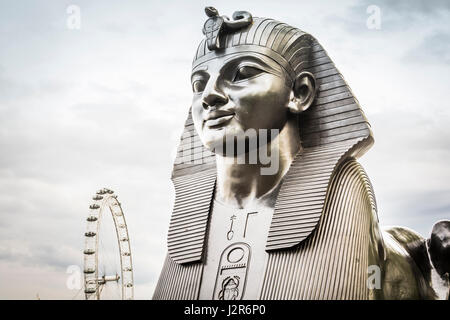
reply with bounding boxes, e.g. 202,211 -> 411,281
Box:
287,71 -> 317,114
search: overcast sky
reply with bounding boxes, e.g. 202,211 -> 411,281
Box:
0,0 -> 449,299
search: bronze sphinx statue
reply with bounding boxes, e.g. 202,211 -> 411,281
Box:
153,7 -> 449,300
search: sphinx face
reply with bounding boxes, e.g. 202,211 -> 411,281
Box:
190,52 -> 292,153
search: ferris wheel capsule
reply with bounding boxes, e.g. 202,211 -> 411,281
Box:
84,249 -> 95,255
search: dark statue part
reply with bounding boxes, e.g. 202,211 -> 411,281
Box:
428,221 -> 450,278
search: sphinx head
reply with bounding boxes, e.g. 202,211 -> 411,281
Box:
190,8 -> 317,153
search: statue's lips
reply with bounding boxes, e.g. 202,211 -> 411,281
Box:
204,112 -> 235,128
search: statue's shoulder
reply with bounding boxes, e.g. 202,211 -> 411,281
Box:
328,158 -> 377,215
325,158 -> 385,267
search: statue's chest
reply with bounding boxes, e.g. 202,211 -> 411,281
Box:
198,200 -> 274,300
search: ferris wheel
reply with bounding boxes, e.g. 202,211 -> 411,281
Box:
83,188 -> 134,300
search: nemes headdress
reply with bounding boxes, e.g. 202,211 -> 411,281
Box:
168,8 -> 374,264
194,7 -> 313,82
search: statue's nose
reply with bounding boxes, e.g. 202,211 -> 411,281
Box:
202,79 -> 228,110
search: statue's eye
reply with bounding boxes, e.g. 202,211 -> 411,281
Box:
192,80 -> 206,93
233,66 -> 263,82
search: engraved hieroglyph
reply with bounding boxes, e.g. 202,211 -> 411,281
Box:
214,243 -> 251,300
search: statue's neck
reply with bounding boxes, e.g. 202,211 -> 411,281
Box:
214,118 -> 301,209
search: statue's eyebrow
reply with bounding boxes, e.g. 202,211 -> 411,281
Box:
191,65 -> 209,81
219,54 -> 283,76
190,53 -> 285,82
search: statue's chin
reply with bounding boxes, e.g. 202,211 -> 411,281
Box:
203,137 -> 273,158
203,143 -> 247,157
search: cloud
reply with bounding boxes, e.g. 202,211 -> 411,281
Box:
404,31 -> 450,64
0,242 -> 80,270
